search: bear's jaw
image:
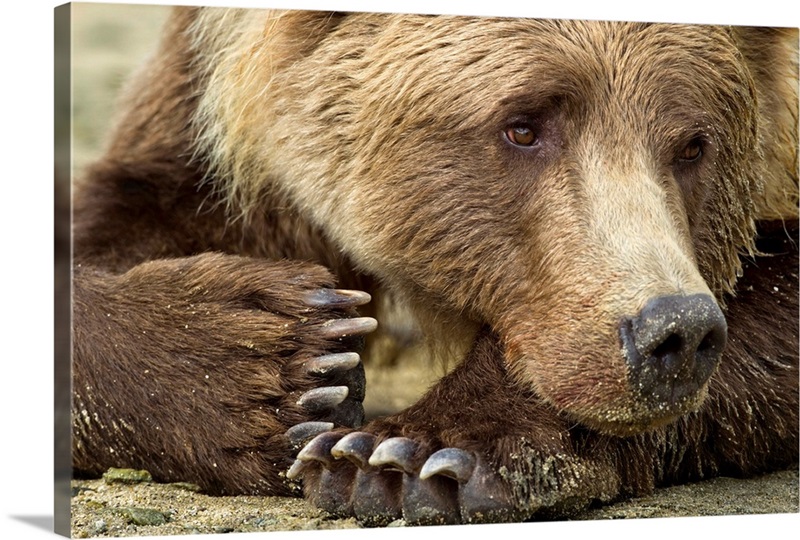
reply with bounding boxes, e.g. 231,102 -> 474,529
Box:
514,346 -> 714,437
568,386 -> 711,437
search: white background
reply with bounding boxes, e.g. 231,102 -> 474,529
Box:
1,1 -> 798,539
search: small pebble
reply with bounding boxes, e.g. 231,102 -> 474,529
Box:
102,467 -> 153,485
92,519 -> 107,534
117,507 -> 169,526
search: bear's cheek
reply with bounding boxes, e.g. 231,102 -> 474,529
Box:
500,301 -> 632,424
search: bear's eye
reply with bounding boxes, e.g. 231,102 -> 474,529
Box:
505,126 -> 538,147
678,139 -> 704,162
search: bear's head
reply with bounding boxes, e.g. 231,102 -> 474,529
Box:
193,12 -> 797,435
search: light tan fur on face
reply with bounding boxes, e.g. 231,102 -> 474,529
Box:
190,8 -> 349,214
579,150 -> 712,307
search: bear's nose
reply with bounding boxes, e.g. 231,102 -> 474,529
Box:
619,294 -> 727,406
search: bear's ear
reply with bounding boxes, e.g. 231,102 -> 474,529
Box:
731,26 -> 797,63
262,10 -> 350,60
190,8 -> 350,70
731,26 -> 799,221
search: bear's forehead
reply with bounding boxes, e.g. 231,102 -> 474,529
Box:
364,17 -> 735,61
354,17 -> 742,90
340,17 -> 749,134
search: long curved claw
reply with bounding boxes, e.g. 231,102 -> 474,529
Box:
296,386 -> 349,411
305,352 -> 361,375
286,421 -> 334,448
302,288 -> 372,308
286,458 -> 310,480
419,447 -> 476,482
318,317 -> 378,339
331,431 -> 377,469
368,437 -> 419,474
295,431 -> 344,468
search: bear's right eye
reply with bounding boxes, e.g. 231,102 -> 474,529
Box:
678,138 -> 704,162
505,126 -> 539,147
673,133 -> 714,167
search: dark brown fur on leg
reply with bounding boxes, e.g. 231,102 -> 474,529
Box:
71,155 -> 375,495
73,253 -> 372,495
290,220 -> 798,523
72,150 -> 375,496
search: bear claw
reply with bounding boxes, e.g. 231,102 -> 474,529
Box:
319,317 -> 378,339
286,421 -> 334,447
286,457 -> 310,480
290,430 -> 517,525
294,431 -> 345,469
330,432 -> 377,469
419,448 -> 475,482
305,352 -> 361,375
302,288 -> 372,308
368,437 -> 419,474
297,386 -> 349,411
290,336 -> 365,430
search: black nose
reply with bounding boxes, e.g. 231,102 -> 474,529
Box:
620,294 -> 727,405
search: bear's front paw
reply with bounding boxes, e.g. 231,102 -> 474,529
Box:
285,403 -> 624,524
286,430 -> 526,526
73,254 -> 379,494
283,329 -> 622,521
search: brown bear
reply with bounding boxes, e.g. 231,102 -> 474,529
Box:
71,6 -> 799,526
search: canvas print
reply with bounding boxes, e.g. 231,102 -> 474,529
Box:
56,2 -> 799,537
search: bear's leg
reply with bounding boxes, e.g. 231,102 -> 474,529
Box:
287,329 -> 622,525
72,253 -> 375,496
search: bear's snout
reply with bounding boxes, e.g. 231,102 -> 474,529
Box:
620,294 -> 727,407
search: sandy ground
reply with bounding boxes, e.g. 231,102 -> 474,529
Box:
66,3 -> 799,537
69,468 -> 798,537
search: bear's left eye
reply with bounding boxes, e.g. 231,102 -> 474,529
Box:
678,138 -> 704,162
505,125 -> 539,147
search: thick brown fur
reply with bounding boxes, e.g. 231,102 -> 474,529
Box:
72,7 -> 798,523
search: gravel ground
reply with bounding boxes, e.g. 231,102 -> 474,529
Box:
67,3 -> 799,538
69,468 -> 798,537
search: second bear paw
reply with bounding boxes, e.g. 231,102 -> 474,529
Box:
286,430 -> 525,526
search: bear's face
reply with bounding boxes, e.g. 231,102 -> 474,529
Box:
198,16 -> 762,434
